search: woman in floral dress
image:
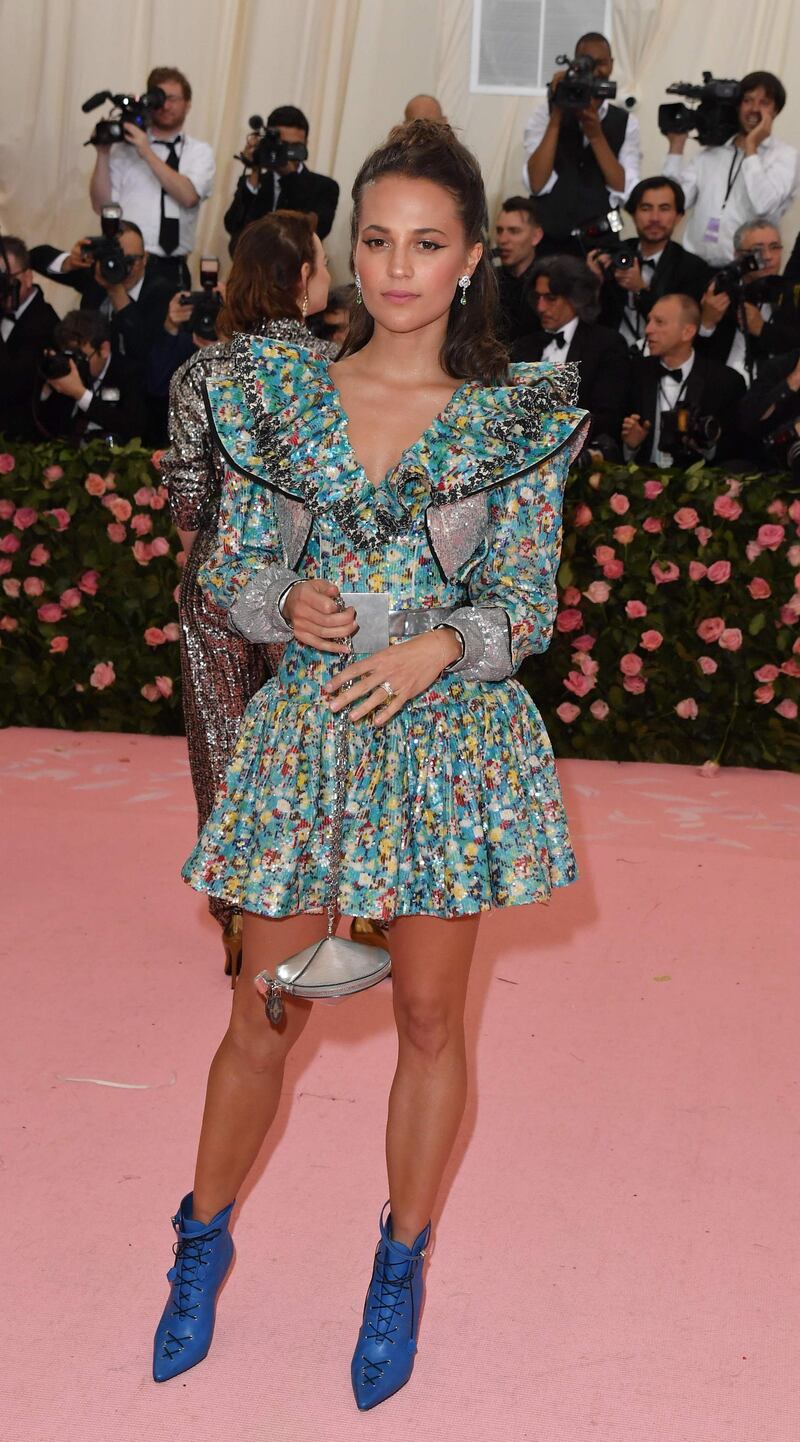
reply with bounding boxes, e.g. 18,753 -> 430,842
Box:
153,122 -> 588,1409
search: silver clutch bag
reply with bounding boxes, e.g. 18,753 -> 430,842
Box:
255,597 -> 391,1025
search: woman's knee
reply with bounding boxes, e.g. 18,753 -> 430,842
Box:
226,993 -> 309,1073
394,994 -> 463,1061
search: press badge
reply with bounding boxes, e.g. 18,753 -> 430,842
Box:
340,592 -> 391,656
702,215 -> 721,246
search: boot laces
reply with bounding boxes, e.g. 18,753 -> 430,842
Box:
359,1251 -> 423,1386
169,1226 -> 222,1321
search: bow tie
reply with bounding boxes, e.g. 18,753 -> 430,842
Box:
550,331 -> 567,349
659,364 -> 683,381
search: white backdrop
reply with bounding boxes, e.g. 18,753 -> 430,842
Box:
1,0 -> 799,308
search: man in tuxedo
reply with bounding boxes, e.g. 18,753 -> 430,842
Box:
493,196 -> 543,343
697,217 -> 800,381
588,176 -> 711,346
622,294 -> 745,466
35,310 -> 147,445
30,222 -> 173,367
513,255 -> 630,454
224,106 -> 339,251
0,237 -> 59,439
738,346 -> 800,466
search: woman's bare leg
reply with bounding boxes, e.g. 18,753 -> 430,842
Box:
385,913 -> 480,1245
192,910 -> 326,1222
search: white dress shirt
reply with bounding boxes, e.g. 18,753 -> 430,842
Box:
541,314 -> 579,364
522,101 -> 641,205
0,287 -> 38,342
108,133 -> 215,257
663,135 -> 798,266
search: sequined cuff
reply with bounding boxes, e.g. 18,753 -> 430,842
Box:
445,607 -> 513,681
228,566 -> 301,643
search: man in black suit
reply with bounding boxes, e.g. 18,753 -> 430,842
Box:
0,236 -> 59,439
30,222 -> 173,368
697,217 -> 800,382
513,255 -> 630,454
622,294 -> 745,466
588,176 -> 711,346
224,105 -> 339,251
35,309 -> 147,445
493,196 -> 543,343
738,346 -> 800,466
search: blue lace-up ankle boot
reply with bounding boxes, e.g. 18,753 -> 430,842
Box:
351,1204 -> 431,1410
152,1193 -> 235,1382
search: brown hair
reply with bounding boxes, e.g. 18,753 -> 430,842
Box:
340,120 -> 508,385
219,212 -> 318,335
147,67 -> 192,102
1,236 -> 30,271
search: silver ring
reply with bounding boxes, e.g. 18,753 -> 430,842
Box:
380,681 -> 397,700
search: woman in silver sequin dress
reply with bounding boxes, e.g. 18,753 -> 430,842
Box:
162,214 -> 336,978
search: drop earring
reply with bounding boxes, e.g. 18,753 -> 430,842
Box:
458,274 -> 471,306
301,291 -> 309,317
355,273 -> 363,305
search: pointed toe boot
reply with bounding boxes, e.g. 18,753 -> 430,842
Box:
351,1205 -> 430,1410
152,1192 -> 235,1382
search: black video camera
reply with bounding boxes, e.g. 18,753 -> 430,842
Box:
660,405 -> 721,460
550,54 -> 617,112
236,115 -> 308,172
82,86 -> 167,146
712,248 -> 769,297
179,257 -> 222,341
658,73 -> 741,146
79,204 -> 137,286
571,208 -> 626,255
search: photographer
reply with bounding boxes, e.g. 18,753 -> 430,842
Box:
89,67 -> 215,290
494,196 -> 543,342
0,237 -> 59,440
663,71 -> 797,266
622,294 -> 745,467
522,32 -> 641,255
145,279 -> 226,444
588,177 -> 711,346
36,309 -> 147,445
738,347 -> 800,471
224,106 -> 339,251
697,217 -> 800,380
30,219 -> 173,367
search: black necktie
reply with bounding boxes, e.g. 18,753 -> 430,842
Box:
659,364 -> 683,382
551,331 -> 567,349
156,138 -> 181,255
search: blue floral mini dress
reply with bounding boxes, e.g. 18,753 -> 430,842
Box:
181,335 -> 588,923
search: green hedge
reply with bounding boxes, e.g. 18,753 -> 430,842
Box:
1,440 -> 798,770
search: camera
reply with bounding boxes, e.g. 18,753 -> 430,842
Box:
78,204 -> 136,286
40,348 -> 93,386
549,54 -> 617,112
180,256 -> 222,340
571,208 -> 625,254
658,72 -> 741,146
236,115 -> 308,172
660,405 -> 721,459
82,86 -> 167,146
763,416 -> 800,478
712,248 -> 769,297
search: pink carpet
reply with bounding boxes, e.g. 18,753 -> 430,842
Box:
1,727 -> 797,1442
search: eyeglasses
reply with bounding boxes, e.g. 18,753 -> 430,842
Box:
742,243 -> 782,254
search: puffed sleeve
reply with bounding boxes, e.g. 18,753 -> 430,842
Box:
162,348 -> 226,531
196,466 -> 300,644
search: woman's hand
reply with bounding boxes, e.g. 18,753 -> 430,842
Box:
323,628 -> 462,728
282,579 -> 357,654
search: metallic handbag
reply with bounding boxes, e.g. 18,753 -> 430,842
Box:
255,598 -> 392,1026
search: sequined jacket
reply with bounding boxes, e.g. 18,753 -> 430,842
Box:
199,335 -> 589,683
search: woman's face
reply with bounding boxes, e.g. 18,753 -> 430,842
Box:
303,234 -> 331,316
354,175 -> 482,336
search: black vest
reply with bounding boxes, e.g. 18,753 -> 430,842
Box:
534,104 -> 629,243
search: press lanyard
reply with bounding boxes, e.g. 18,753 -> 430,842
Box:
657,373 -> 690,409
722,147 -> 745,210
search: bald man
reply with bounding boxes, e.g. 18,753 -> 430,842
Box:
404,94 -> 446,123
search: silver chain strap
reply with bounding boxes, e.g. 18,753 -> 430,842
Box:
324,600 -> 353,937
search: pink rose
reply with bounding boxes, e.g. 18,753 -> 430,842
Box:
754,684 -> 775,704
603,559 -> 624,580
642,516 -> 663,534
150,535 -> 170,557
3,577 -> 20,597
675,698 -> 698,719
572,503 -> 593,528
0,499 -> 14,519
776,698 -> 798,720
788,498 -> 800,523
564,670 -> 596,697
748,577 -> 771,600
23,576 -> 44,597
151,449 -> 167,470
713,493 -> 742,521
108,496 -> 132,523
562,586 -> 581,606
572,634 -> 595,652
103,471 -> 116,490
13,507 -> 37,530
651,561 -> 680,584
556,607 -> 583,633
745,540 -> 762,562
37,602 -> 64,623
0,615 -> 18,632
613,524 -> 637,545
43,464 -> 64,482
89,661 -> 116,690
60,588 -> 81,610
609,492 -> 630,515
594,544 -> 616,565
724,478 -> 743,498
0,534 -> 20,553
689,561 -> 708,581
134,486 -> 154,506
50,635 -> 69,654
625,599 -> 647,619
674,507 -> 699,530
780,604 -> 799,626
767,499 -> 787,519
589,699 -> 609,721
788,545 -> 800,567
556,702 -> 580,724
623,675 -> 647,694
107,523 -> 127,543
144,626 -> 167,646
149,492 -> 167,511
699,760 -> 720,777
698,656 -> 718,675
575,652 -> 598,677
781,659 -> 800,677
133,540 -> 152,565
584,581 -> 610,604
162,621 -> 180,642
0,559 -> 10,575
754,664 -> 779,683
141,683 -> 159,702
154,675 -> 173,698
643,479 -> 663,500
640,630 -> 663,651
719,627 -> 743,651
696,527 -> 712,546
29,544 -> 50,567
697,616 -> 725,642
85,472 -> 108,497
0,453 -> 16,473
79,570 -> 99,595
173,584 -> 181,604
620,653 -> 643,676
45,508 -> 71,531
757,524 -> 785,551
131,513 -> 153,536
707,560 -> 732,585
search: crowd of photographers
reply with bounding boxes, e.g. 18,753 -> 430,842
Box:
2,43 -> 800,476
